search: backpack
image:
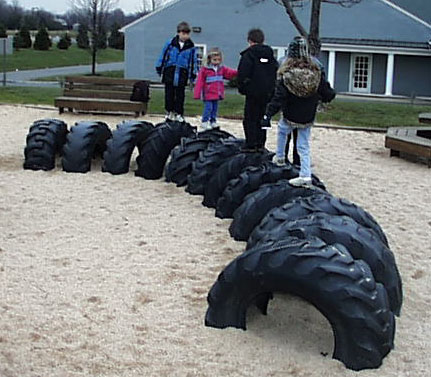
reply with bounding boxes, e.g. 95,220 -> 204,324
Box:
130,81 -> 150,102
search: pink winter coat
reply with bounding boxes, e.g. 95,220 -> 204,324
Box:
193,65 -> 237,101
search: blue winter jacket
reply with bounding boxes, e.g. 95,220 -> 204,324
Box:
156,36 -> 198,87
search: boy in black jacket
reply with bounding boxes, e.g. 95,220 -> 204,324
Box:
261,37 -> 335,186
237,29 -> 278,151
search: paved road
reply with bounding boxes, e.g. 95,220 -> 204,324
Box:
2,62 -> 123,87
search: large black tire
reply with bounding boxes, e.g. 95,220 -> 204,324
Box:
62,121 -> 112,173
229,180 -> 326,241
102,120 -> 154,175
216,162 -> 325,219
202,151 -> 274,208
165,129 -> 234,186
23,119 -> 68,171
252,213 -> 402,316
205,237 -> 395,371
135,121 -> 196,179
250,193 -> 389,247
185,137 -> 245,195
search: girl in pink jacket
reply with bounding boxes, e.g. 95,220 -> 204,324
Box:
194,48 -> 237,130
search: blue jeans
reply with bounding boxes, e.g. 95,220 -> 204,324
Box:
277,118 -> 311,178
202,100 -> 219,122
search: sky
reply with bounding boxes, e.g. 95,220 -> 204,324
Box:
12,0 -> 146,15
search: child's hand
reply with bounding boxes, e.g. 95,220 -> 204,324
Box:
260,115 -> 271,130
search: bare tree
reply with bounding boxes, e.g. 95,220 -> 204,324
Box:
140,0 -> 162,14
72,0 -> 118,75
250,0 -> 362,55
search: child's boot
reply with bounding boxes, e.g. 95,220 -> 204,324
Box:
200,121 -> 211,131
175,113 -> 185,122
272,154 -> 285,166
289,176 -> 312,187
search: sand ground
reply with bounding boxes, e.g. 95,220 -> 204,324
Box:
0,104 -> 430,377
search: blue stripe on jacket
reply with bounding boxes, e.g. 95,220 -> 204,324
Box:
206,75 -> 224,83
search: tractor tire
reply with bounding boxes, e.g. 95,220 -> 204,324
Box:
135,121 -> 196,179
252,212 -> 402,316
165,130 -> 234,186
216,162 -> 325,219
102,120 -> 154,175
202,151 -> 274,208
205,237 -> 395,371
250,193 -> 389,247
228,180 -> 326,241
24,119 -> 68,171
185,137 -> 245,195
62,121 -> 112,173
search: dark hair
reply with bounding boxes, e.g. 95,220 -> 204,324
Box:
177,21 -> 191,33
247,28 -> 264,44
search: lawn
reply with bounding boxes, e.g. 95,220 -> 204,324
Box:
3,45 -> 123,71
0,85 -> 429,128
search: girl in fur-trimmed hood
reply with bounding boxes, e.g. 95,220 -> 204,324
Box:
260,37 -> 335,186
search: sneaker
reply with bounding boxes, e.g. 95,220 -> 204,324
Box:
210,121 -> 219,129
289,176 -> 312,187
200,121 -> 212,131
175,114 -> 185,122
272,155 -> 285,166
165,111 -> 176,121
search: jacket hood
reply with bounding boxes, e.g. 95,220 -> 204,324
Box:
279,58 -> 321,98
241,44 -> 274,59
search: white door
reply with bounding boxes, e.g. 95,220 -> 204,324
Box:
350,54 -> 372,93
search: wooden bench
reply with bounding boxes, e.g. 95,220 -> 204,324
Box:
385,127 -> 431,168
418,113 -> 431,125
54,76 -> 149,117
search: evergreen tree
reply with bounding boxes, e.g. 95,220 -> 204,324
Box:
76,24 -> 89,49
57,35 -> 69,50
34,26 -> 51,50
96,29 -> 107,49
16,25 -> 32,48
108,23 -> 124,50
0,24 -> 7,38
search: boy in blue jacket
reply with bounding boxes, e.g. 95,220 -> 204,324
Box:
156,22 -> 198,122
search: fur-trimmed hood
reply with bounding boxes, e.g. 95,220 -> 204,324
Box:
278,58 -> 321,98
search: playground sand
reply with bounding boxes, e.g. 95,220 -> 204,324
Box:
0,104 -> 430,377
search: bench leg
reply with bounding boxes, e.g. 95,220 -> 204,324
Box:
59,107 -> 64,114
68,108 -> 73,113
135,112 -> 140,118
390,149 -> 400,157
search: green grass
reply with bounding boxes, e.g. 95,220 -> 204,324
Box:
0,85 -> 429,129
3,45 -> 123,71
316,101 -> 431,128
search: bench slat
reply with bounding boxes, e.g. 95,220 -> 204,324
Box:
63,89 -> 131,100
64,76 -> 141,86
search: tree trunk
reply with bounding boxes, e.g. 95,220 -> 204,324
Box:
91,3 -> 98,75
308,0 -> 322,55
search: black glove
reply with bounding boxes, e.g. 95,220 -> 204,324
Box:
156,66 -> 162,76
260,115 -> 271,130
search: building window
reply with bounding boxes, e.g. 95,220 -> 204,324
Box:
195,44 -> 207,69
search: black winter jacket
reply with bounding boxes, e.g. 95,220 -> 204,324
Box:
265,59 -> 336,125
237,44 -> 278,100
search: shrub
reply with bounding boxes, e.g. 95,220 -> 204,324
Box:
34,27 -> 51,50
108,23 -> 124,50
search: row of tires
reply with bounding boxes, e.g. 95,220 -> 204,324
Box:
23,118 -> 402,371
162,124 -> 401,371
